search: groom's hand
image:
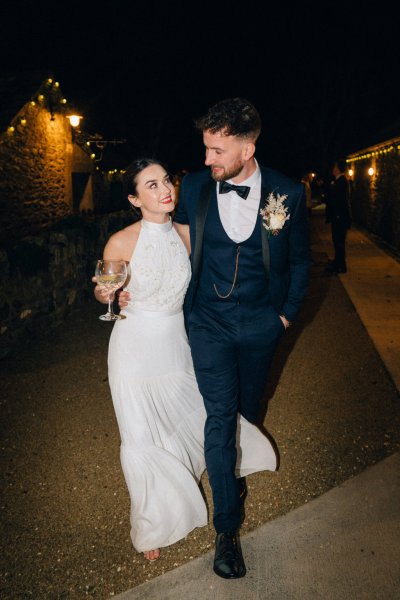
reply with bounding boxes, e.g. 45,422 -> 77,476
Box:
279,315 -> 291,330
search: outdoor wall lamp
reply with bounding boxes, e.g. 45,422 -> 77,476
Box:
66,114 -> 83,128
368,167 -> 374,176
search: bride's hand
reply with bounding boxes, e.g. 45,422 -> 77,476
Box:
118,290 -> 130,309
92,276 -> 111,304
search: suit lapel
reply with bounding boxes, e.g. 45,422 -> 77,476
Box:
260,177 -> 270,283
193,171 -> 271,284
192,179 -> 214,281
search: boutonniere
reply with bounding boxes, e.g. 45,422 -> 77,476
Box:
260,192 -> 290,236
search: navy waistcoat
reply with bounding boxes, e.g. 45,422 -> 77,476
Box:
195,195 -> 269,321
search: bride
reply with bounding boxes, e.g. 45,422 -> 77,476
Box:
94,158 -> 277,562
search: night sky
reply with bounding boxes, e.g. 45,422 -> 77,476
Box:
1,0 -> 399,178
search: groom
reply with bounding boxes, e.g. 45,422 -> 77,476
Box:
173,97 -> 311,579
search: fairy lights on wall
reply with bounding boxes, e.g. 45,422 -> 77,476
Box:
346,145 -> 400,162
1,77 -> 68,139
346,137 -> 400,179
1,76 -> 125,175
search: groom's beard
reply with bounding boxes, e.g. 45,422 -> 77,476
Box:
210,159 -> 245,182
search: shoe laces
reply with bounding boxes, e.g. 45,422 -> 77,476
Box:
220,532 -> 238,554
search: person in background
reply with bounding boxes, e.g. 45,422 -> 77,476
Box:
325,159 -> 352,274
173,168 -> 188,206
312,175 -> 327,205
301,172 -> 313,217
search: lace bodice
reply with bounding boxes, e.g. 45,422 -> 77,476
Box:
125,218 -> 191,313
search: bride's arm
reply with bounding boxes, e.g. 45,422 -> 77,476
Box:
93,226 -> 137,304
174,222 -> 191,255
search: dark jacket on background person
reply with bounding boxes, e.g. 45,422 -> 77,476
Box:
325,174 -> 352,228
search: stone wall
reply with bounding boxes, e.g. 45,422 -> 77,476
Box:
0,105 -> 74,242
0,101 -> 113,244
0,210 -> 136,358
350,151 -> 400,250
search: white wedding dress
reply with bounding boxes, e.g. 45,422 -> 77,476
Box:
108,218 -> 277,553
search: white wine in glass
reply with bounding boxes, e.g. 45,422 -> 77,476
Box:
95,259 -> 127,321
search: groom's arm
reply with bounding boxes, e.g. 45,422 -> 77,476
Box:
173,174 -> 196,258
280,187 -> 311,323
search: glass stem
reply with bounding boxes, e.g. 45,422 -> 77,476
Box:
108,290 -> 115,316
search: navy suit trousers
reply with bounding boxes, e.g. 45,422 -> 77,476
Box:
188,303 -> 284,533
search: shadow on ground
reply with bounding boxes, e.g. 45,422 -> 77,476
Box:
1,215 -> 399,599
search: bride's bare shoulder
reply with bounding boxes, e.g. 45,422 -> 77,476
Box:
173,222 -> 191,255
104,221 -> 142,261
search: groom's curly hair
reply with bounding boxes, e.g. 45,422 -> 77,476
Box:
194,97 -> 261,141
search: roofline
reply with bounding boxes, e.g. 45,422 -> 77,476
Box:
347,136 -> 400,159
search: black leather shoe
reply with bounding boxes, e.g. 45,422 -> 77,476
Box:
238,476 -> 247,524
213,531 -> 246,579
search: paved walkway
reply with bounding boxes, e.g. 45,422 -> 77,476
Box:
114,212 -> 400,600
315,209 -> 400,391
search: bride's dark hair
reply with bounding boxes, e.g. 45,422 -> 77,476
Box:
125,158 -> 167,196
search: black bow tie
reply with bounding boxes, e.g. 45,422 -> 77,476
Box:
219,180 -> 251,200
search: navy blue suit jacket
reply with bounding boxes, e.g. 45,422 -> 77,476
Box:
174,165 -> 311,323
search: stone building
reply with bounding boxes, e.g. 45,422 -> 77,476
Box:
346,125 -> 400,251
0,72 -> 106,244
0,73 -> 133,357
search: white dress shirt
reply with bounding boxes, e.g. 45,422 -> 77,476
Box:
217,160 -> 261,243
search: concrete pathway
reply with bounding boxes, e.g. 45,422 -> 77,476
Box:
116,452 -> 400,600
114,212 -> 400,600
315,211 -> 400,391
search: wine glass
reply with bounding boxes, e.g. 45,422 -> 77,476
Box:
95,259 -> 128,321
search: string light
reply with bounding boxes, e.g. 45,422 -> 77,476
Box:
347,137 -> 400,162
1,75 -> 126,175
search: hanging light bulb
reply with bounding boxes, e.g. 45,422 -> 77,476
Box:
66,114 -> 83,128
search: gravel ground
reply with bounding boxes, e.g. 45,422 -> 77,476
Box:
1,217 -> 399,599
